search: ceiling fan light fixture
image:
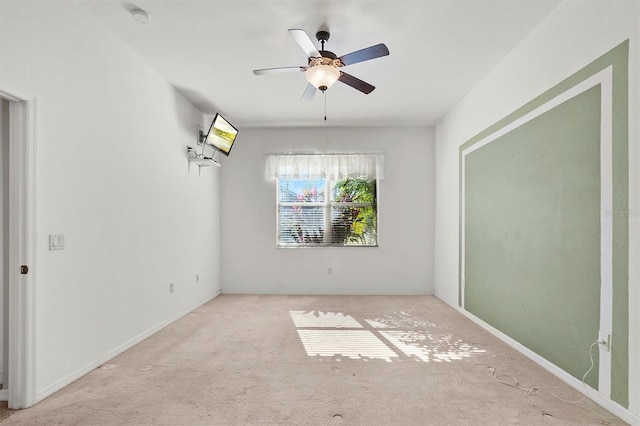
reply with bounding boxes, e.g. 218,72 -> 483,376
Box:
305,65 -> 340,91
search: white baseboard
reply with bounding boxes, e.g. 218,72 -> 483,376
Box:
36,291 -> 220,402
458,307 -> 640,425
0,389 -> 7,402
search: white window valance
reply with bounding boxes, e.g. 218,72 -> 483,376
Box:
265,153 -> 384,181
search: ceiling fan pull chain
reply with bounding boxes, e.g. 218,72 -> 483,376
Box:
324,91 -> 327,121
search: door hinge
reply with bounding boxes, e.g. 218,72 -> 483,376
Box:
20,265 -> 29,275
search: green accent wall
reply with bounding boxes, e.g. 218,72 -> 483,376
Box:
459,41 -> 628,406
465,86 -> 602,387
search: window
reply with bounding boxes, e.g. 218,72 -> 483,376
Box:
278,176 -> 377,246
266,154 -> 383,247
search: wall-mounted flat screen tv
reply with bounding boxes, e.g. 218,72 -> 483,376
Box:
204,113 -> 238,157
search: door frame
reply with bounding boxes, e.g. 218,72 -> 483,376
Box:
0,81 -> 36,409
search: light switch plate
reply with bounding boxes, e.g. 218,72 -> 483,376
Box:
49,234 -> 65,251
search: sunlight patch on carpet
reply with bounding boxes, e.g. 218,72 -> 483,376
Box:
365,311 -> 438,329
290,311 -> 486,363
289,311 -> 363,328
379,331 -> 486,362
297,330 -> 398,362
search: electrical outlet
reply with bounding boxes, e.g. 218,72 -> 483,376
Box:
169,282 -> 175,293
196,274 -> 200,283
598,330 -> 611,351
327,267 -> 333,275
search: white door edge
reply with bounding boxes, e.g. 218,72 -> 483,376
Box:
1,80 -> 37,409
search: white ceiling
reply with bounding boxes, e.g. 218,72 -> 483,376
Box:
79,0 -> 561,128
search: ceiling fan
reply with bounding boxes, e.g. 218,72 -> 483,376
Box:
253,29 -> 389,101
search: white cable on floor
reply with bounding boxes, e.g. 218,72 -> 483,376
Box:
477,364 -> 539,396
477,339 -> 601,405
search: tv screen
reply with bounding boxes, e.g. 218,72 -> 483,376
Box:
204,113 -> 238,157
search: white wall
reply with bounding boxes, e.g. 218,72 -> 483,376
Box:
0,1 -> 220,401
434,0 -> 639,416
220,126 -> 434,295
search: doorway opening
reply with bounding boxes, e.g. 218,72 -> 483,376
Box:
0,83 -> 36,409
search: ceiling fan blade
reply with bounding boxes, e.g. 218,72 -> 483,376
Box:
253,66 -> 306,75
288,29 -> 321,58
301,83 -> 317,102
338,72 -> 375,94
339,43 -> 389,66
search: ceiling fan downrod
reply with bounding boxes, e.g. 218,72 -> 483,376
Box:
316,30 -> 330,52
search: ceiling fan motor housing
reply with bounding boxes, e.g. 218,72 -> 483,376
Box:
310,30 -> 344,67
308,51 -> 343,68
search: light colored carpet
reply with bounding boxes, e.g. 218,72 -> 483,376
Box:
0,295 -> 627,425
0,402 -> 10,422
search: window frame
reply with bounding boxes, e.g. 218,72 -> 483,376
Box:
276,176 -> 379,248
